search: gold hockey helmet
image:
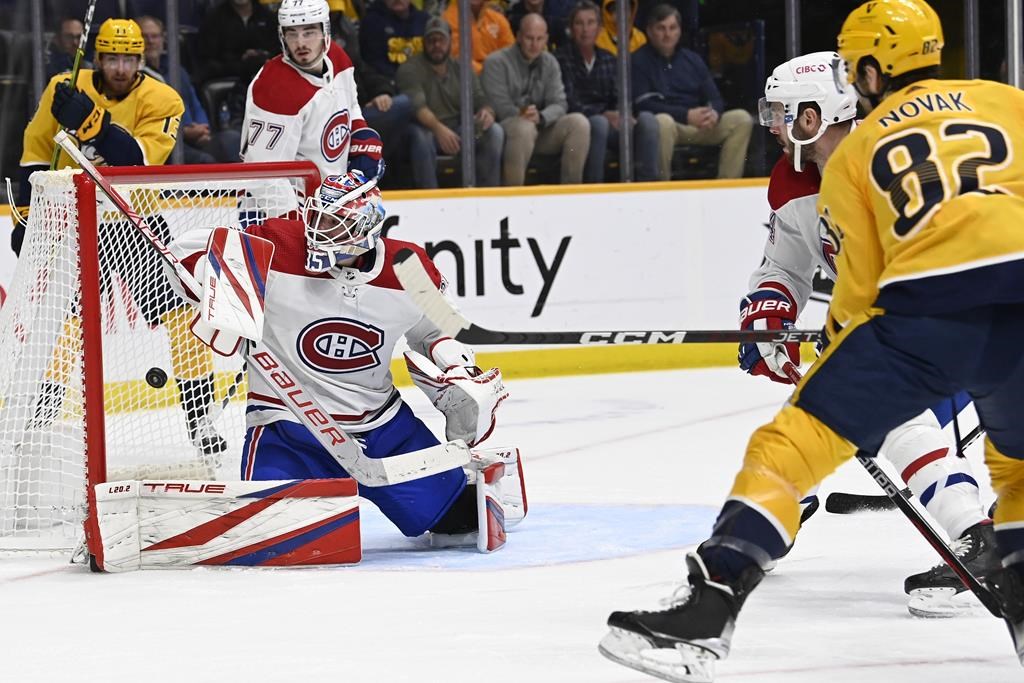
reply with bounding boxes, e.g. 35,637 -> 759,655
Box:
94,18 -> 145,56
837,0 -> 943,81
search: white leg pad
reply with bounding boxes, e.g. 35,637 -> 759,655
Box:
93,479 -> 361,572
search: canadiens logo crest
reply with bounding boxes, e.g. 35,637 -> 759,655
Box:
321,110 -> 351,162
297,318 -> 384,374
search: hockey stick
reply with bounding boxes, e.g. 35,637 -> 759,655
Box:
779,361 -> 1002,617
50,0 -> 98,169
392,248 -> 821,345
55,132 -> 469,486
825,424 -> 986,514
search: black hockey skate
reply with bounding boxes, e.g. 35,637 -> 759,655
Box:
904,521 -> 1000,618
985,566 -> 1024,665
599,551 -> 763,683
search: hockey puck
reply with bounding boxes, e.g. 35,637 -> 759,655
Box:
145,367 -> 168,389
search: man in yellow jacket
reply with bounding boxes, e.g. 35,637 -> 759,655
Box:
15,19 -> 228,458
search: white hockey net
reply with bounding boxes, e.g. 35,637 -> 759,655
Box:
0,162 -> 319,551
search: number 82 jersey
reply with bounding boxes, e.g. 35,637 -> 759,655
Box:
818,78 -> 1024,328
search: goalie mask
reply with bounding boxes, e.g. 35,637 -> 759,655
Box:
278,0 -> 332,72
303,171 -> 386,273
758,51 -> 858,171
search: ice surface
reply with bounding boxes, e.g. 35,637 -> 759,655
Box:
0,367 -> 1016,683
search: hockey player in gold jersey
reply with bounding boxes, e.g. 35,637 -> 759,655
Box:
600,2 -> 1024,680
13,19 -> 227,456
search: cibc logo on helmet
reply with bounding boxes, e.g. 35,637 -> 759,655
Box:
321,110 -> 352,162
297,318 -> 384,373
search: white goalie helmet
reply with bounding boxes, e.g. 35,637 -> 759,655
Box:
278,0 -> 332,68
759,51 -> 858,171
303,171 -> 386,273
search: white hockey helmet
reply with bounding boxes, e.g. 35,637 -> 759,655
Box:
278,0 -> 332,69
759,51 -> 858,171
303,171 -> 386,273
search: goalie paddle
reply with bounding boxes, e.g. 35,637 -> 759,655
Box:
392,248 -> 821,345
55,131 -> 469,487
779,360 -> 1002,618
824,424 -> 986,514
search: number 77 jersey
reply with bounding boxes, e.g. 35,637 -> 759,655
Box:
818,78 -> 1024,329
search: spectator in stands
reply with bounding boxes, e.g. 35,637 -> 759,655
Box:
46,17 -> 91,79
507,0 -> 569,48
557,0 -> 659,182
482,13 -> 589,185
632,3 -> 752,179
137,15 -> 241,163
334,13 -> 414,182
596,0 -> 644,55
397,17 -> 503,188
359,0 -> 430,79
194,0 -> 279,85
444,0 -> 515,75
329,0 -> 365,22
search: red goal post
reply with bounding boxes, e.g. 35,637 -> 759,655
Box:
0,161 -> 320,552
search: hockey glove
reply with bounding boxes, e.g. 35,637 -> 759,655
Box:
347,127 -> 385,180
52,81 -> 109,142
405,338 -> 509,447
738,283 -> 799,384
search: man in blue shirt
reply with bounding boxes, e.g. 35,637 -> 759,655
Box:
631,3 -> 753,179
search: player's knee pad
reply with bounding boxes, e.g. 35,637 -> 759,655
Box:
732,406 -> 855,538
880,409 -> 959,476
987,439 -> 1024,527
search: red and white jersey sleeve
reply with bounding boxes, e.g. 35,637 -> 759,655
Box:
749,157 -> 833,312
242,43 -> 366,182
171,224 -> 449,433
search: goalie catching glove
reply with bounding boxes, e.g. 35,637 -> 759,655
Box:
405,338 -> 508,447
738,282 -> 799,384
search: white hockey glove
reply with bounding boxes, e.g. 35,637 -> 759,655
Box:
405,338 -> 508,447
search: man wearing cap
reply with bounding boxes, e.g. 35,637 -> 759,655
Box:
396,17 -> 503,187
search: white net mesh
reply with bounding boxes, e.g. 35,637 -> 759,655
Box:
0,165 -> 314,551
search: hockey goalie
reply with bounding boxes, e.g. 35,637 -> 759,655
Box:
93,169 -> 526,570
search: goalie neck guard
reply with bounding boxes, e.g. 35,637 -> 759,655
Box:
758,51 -> 858,171
303,171 -> 386,273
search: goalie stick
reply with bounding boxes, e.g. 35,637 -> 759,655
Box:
392,248 -> 821,345
825,424 -> 986,514
55,131 -> 469,487
779,361 -> 1002,618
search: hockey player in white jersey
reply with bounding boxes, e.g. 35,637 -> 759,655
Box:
241,0 -> 384,182
736,53 -> 996,617
170,171 -> 524,550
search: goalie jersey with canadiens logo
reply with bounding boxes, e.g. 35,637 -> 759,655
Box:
818,78 -> 1024,328
173,224 -> 450,433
